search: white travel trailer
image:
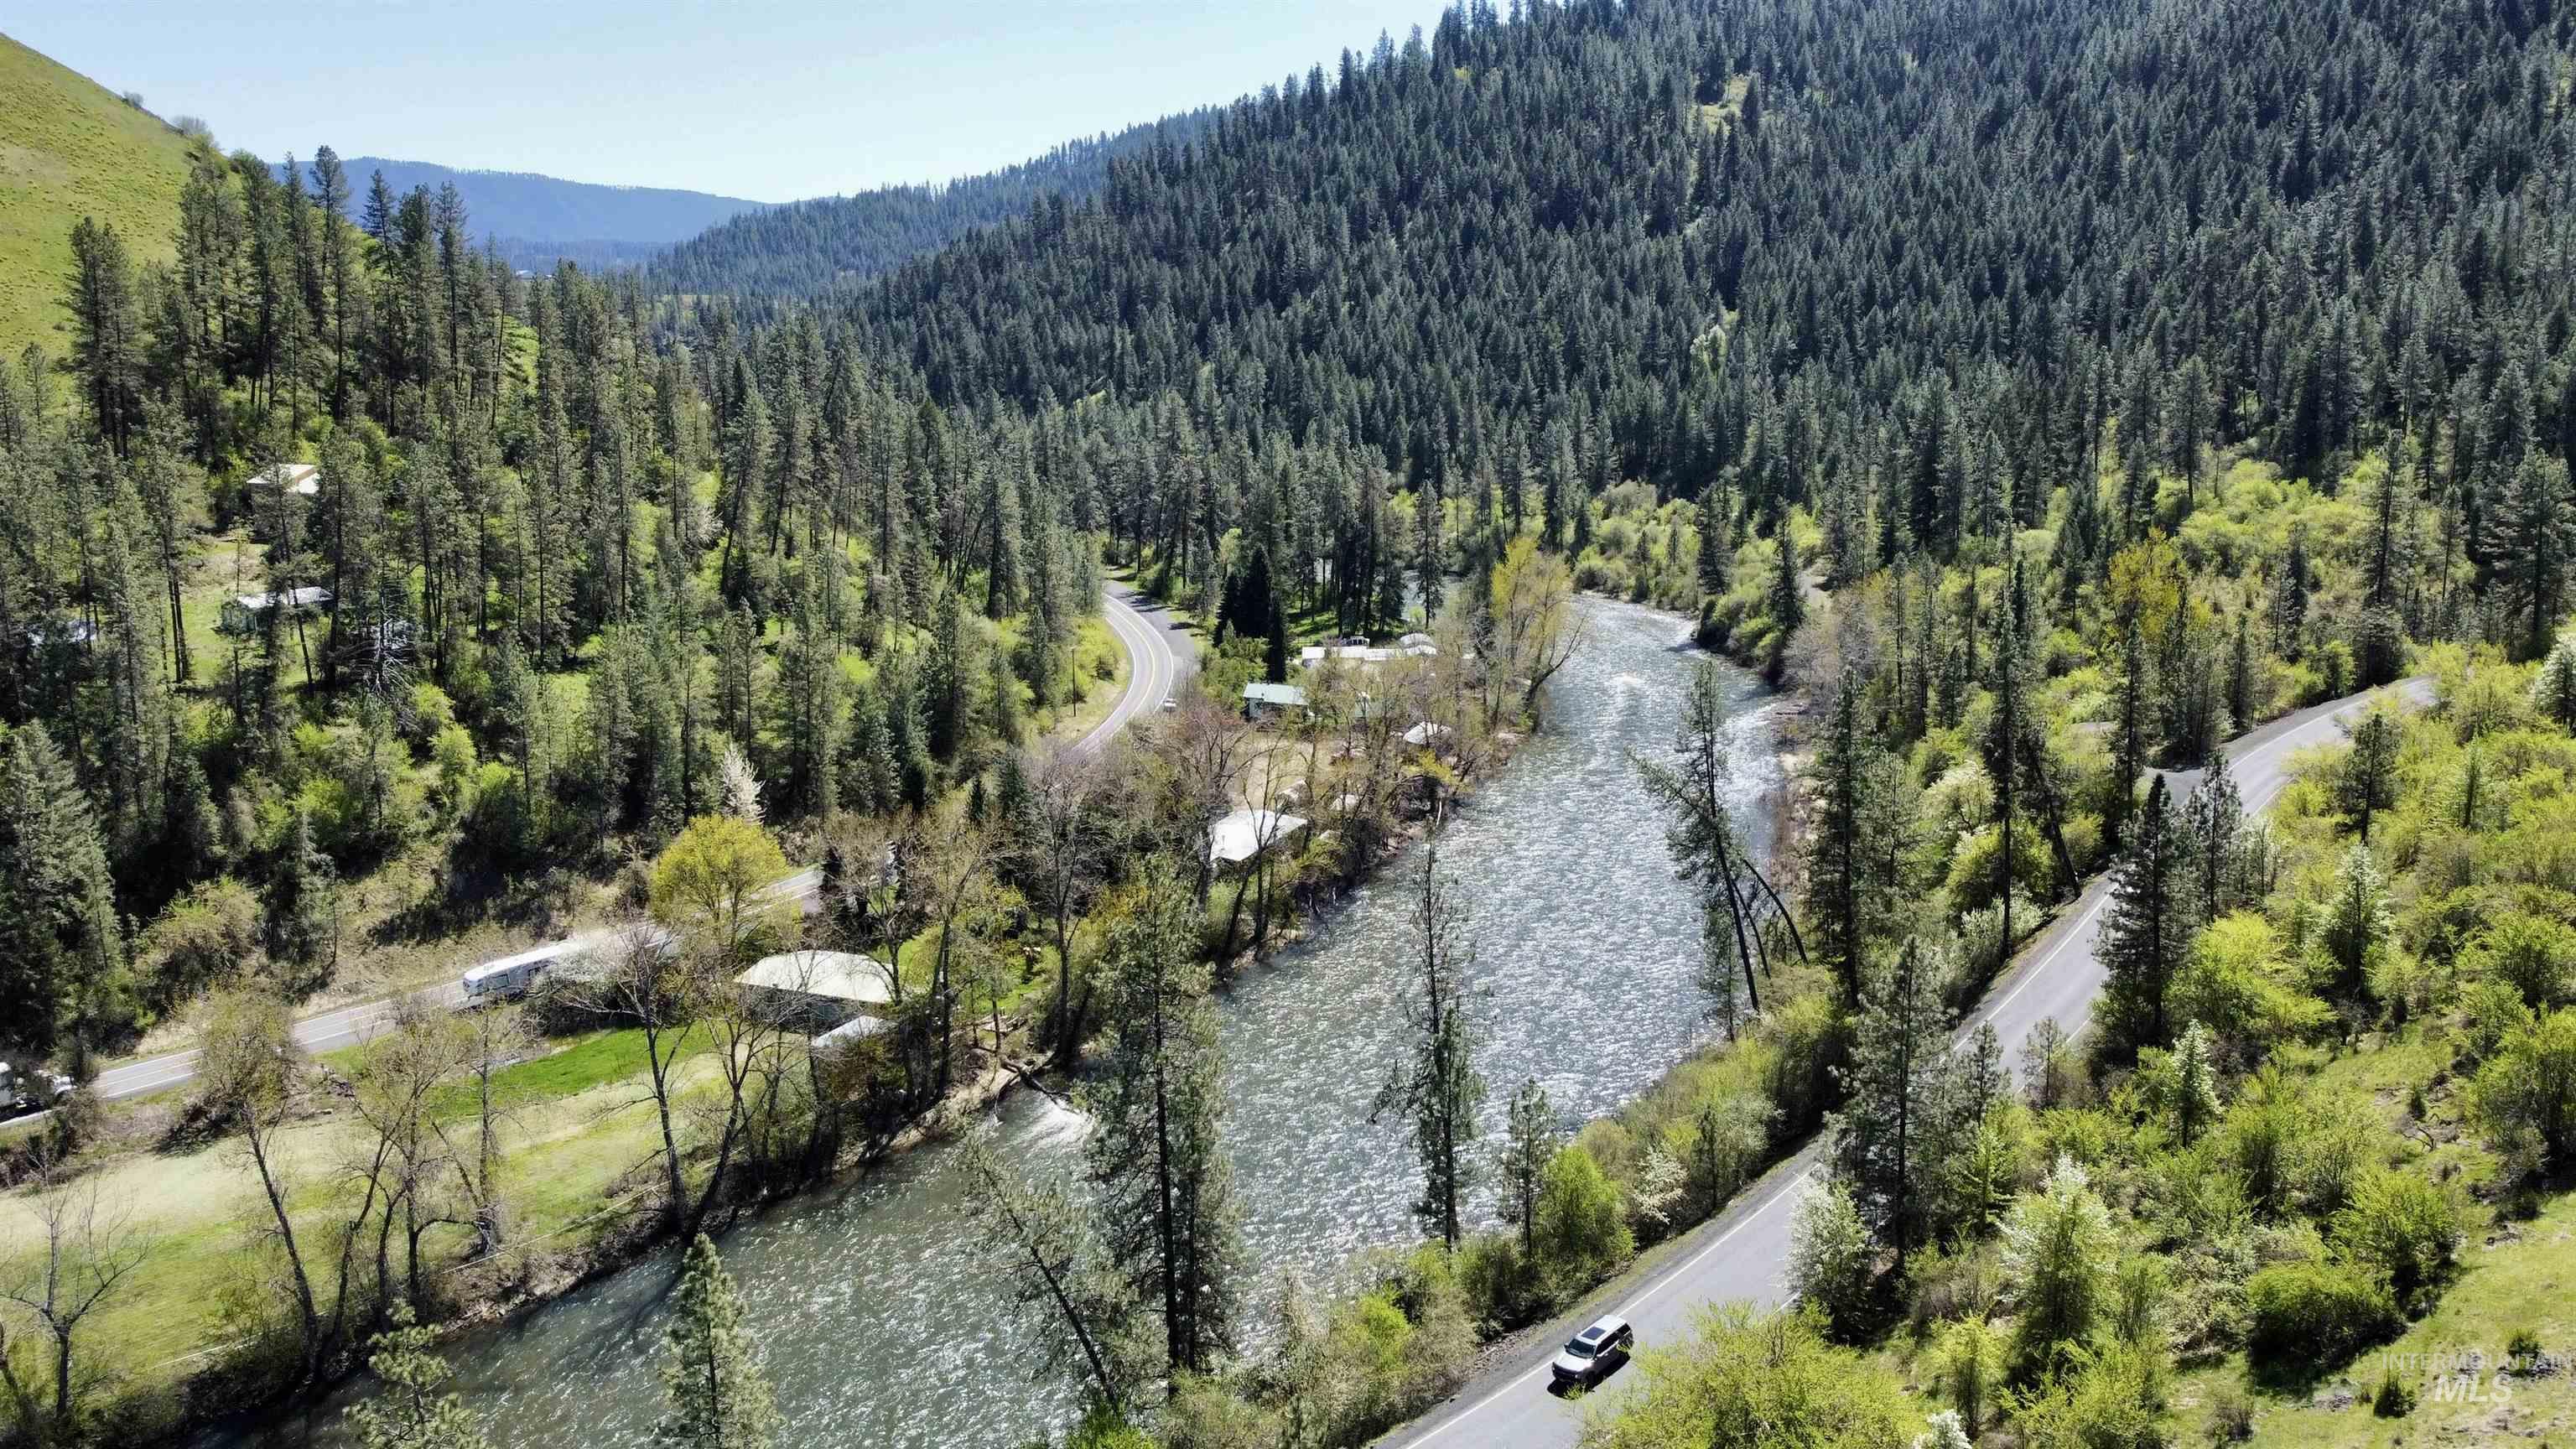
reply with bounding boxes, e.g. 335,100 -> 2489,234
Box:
0,1061 -> 72,1115
460,938 -> 589,1001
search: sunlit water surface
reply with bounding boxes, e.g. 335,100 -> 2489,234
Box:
207,597 -> 1776,1449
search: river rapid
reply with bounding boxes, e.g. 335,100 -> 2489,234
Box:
210,596 -> 1778,1449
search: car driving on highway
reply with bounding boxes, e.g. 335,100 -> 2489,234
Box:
1550,1313 -> 1634,1389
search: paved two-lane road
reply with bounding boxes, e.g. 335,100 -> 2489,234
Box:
9,584 -> 1191,1123
1387,678 -> 2433,1449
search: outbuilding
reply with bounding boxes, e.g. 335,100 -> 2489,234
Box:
1241,681 -> 1309,720
735,949 -> 895,1029
1207,808 -> 1309,868
220,585 -> 332,634
250,463 -> 323,497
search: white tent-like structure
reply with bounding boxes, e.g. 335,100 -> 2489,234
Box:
735,949 -> 895,1026
1207,808 -> 1309,866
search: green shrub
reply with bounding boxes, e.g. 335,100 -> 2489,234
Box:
1533,1145 -> 1633,1296
2371,1362 -> 2416,1417
2474,1008 -> 2576,1176
2460,978 -> 2537,1064
2465,911 -> 2576,1009
1456,1232 -> 1541,1329
2203,1379 -> 2257,1442
1787,1178 -> 1874,1336
2245,1261 -> 2397,1371
2329,1167 -> 2459,1310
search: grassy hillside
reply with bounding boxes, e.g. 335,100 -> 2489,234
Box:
0,32 -> 195,358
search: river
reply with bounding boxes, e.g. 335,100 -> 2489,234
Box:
212,596 -> 1778,1449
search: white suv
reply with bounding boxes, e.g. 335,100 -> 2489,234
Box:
1550,1313 -> 1634,1389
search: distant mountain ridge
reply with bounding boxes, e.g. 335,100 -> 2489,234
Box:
651,108 -> 1215,296
299,156 -> 775,271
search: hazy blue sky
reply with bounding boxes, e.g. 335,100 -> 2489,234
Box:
12,0 -> 1452,200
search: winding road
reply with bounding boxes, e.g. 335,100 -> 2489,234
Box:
10,585 -> 1189,1121
1384,677 -> 2433,1449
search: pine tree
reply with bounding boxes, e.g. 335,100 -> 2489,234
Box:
2487,454 -> 2575,661
1695,483 -> 1732,599
345,1307 -> 491,1449
0,723 -> 130,1056
62,217 -> 143,452
1373,841 -> 1485,1249
2184,749 -> 2245,923
1083,861 -> 1241,1375
265,804 -> 339,974
1804,666 -> 1882,1002
1634,661 -> 1776,1015
1832,937 -> 1950,1261
2339,709 -> 2401,843
955,1125 -> 1138,1414
2534,634 -> 2576,732
1499,1078 -> 1554,1259
657,1234 -> 780,1449
2099,776 -> 2192,1059
1764,521 -> 1805,683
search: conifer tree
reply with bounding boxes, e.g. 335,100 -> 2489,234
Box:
0,723 -> 129,1055
2099,776 -> 2192,1059
1083,861 -> 1241,1375
1499,1078 -> 1554,1260
1764,522 -> 1805,683
2536,636 -> 2576,734
1804,666 -> 1882,1001
2340,709 -> 2402,844
345,1307 -> 491,1449
2487,454 -> 2575,662
2184,748 -> 2245,924
1374,840 -> 1485,1249
1832,937 -> 1949,1263
265,804 -> 339,974
657,1234 -> 780,1449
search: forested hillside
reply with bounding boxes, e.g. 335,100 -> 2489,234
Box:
652,109 -> 1213,297
309,157 -> 772,272
7,0 -> 2576,1443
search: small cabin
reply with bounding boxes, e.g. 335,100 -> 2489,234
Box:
1241,681 -> 1309,721
220,585 -> 331,634
249,463 -> 323,497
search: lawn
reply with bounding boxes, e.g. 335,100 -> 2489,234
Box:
0,1026 -> 742,1397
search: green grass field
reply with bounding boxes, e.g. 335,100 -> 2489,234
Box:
0,32 -> 197,359
1,1027 -> 740,1391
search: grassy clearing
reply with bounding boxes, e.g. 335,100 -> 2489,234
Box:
2192,1189 -> 2576,1446
0,34 -> 196,357
0,1028 -> 739,1392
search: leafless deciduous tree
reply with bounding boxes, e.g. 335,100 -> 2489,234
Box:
1149,698 -> 1256,904
350,997 -> 475,1315
0,1147 -> 149,1441
579,922 -> 708,1235
1016,745 -> 1111,1069
197,987 -> 332,1379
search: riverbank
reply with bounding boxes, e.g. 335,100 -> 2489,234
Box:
158,595 -> 1758,1449
105,606 -> 1553,1449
